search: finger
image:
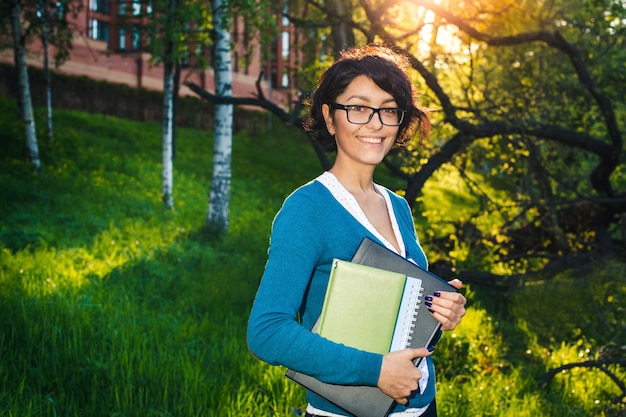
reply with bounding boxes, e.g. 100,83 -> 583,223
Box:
429,294 -> 467,317
407,346 -> 435,359
432,297 -> 466,317
430,310 -> 456,330
430,305 -> 465,330
427,295 -> 465,326
447,278 -> 463,289
433,291 -> 466,305
425,294 -> 461,318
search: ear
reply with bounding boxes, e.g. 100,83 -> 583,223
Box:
321,103 -> 335,136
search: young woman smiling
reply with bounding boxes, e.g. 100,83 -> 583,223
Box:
247,44 -> 466,417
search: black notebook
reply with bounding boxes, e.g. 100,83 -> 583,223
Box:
285,237 -> 457,417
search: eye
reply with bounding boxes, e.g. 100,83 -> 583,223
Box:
380,108 -> 400,115
347,105 -> 368,113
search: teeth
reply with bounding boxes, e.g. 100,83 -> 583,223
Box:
360,137 -> 383,144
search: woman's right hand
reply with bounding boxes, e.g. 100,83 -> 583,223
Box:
377,347 -> 434,405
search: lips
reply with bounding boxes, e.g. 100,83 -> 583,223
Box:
358,136 -> 384,144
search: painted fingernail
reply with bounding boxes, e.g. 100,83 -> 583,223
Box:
427,346 -> 435,352
434,292 -> 441,297
425,296 -> 433,301
428,308 -> 435,314
425,301 -> 432,307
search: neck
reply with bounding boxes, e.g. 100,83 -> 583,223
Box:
328,166 -> 376,196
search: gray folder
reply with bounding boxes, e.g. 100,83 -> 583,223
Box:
285,237 -> 457,417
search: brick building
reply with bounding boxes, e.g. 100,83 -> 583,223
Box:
1,0 -> 302,110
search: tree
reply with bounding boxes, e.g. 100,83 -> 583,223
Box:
207,0 -> 233,230
325,0 -> 355,52
3,0 -> 81,164
145,0 -> 214,210
160,0 -> 177,210
28,0 -> 81,142
206,0 -> 279,231
188,0 -> 625,280
144,0 -> 277,220
7,0 -> 40,171
382,0 -> 625,279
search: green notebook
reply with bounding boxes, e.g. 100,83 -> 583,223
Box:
286,239 -> 455,417
317,259 -> 419,354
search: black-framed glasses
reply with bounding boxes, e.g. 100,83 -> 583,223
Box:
329,103 -> 406,126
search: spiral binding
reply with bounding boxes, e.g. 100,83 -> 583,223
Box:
389,277 -> 424,352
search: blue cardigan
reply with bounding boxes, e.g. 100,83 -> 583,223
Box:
247,179 -> 436,415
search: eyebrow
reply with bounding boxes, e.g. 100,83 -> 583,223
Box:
343,95 -> 397,106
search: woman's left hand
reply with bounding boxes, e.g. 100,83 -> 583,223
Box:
427,278 -> 466,331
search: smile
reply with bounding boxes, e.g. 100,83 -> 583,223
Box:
359,137 -> 384,144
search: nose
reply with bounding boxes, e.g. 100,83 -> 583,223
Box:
368,109 -> 384,128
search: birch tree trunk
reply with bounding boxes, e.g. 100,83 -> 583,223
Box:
207,0 -> 233,231
10,0 -> 41,171
160,0 -> 176,210
161,52 -> 175,209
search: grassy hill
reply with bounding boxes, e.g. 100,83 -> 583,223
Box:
1,94 -> 624,416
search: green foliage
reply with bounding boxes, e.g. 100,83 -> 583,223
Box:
229,0 -> 279,47
0,94 -> 624,416
435,262 -> 626,417
148,0 -> 213,66
0,93 -> 316,416
377,0 -> 626,270
295,56 -> 333,94
12,0 -> 82,68
145,0 -> 279,70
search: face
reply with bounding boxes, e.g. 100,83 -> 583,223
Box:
322,75 -> 400,169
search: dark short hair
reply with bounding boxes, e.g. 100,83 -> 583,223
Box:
304,44 -> 430,152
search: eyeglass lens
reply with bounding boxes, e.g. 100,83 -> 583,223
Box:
345,106 -> 404,126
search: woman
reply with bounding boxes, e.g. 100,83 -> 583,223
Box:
247,44 -> 466,417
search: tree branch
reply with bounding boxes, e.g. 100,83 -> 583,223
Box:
431,250 -> 601,287
406,0 -> 622,196
540,358 -> 626,399
184,80 -> 304,129
184,75 -> 332,170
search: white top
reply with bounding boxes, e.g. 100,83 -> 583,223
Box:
306,172 -> 431,417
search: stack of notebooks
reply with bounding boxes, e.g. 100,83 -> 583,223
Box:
286,237 -> 456,417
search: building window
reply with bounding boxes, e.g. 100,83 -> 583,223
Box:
281,31 -> 289,61
118,0 -> 126,15
89,0 -> 111,14
132,0 -> 141,15
282,0 -> 289,26
89,18 -> 109,42
119,28 -> 126,50
281,72 -> 289,88
132,26 -> 141,49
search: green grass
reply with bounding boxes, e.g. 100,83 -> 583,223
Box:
1,94 -> 625,416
